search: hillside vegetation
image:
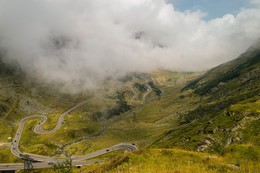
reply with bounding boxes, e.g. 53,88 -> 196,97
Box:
0,42 -> 259,173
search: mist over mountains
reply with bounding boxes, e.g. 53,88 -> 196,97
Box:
0,0 -> 260,93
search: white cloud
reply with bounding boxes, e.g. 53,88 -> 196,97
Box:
249,0 -> 260,5
0,0 -> 259,93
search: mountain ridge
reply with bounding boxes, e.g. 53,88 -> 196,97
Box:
154,43 -> 260,157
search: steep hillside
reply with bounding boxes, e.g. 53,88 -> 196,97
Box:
1,43 -> 259,172
67,43 -> 260,173
154,42 -> 260,168
82,43 -> 260,173
182,44 -> 260,97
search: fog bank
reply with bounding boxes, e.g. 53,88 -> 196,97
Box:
0,0 -> 260,92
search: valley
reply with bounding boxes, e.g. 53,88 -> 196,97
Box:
0,44 -> 259,173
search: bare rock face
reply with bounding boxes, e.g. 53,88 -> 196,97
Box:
225,137 -> 232,146
204,140 -> 212,146
195,136 -> 215,152
232,137 -> 243,143
196,144 -> 209,152
231,125 -> 241,132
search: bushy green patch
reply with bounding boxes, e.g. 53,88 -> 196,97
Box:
208,143 -> 225,156
0,149 -> 20,163
242,119 -> 260,146
225,144 -> 260,162
83,149 -> 244,173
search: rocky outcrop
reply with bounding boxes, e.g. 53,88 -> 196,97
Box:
195,136 -> 215,152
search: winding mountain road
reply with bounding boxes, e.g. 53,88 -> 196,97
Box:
129,83 -> 152,104
129,87 -> 140,103
142,84 -> 152,103
6,102 -> 137,170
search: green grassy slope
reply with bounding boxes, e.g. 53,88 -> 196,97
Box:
0,59 -> 98,162
80,42 -> 260,173
151,43 -> 260,172
1,42 -> 259,173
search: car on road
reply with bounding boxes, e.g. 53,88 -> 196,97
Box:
76,165 -> 82,168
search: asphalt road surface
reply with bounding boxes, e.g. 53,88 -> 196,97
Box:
130,84 -> 152,104
4,102 -> 138,171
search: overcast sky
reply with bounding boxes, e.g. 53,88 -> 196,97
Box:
0,0 -> 260,93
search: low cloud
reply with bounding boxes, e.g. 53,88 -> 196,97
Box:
0,0 -> 260,93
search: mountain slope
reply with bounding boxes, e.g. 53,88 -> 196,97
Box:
154,42 -> 260,161
79,43 -> 260,173
182,42 -> 260,97
0,42 -> 259,172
